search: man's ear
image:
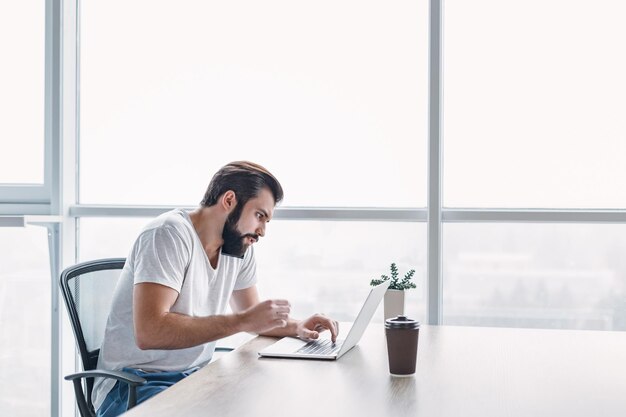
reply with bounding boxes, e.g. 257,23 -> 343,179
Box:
221,190 -> 237,212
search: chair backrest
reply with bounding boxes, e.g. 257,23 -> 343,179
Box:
59,258 -> 126,402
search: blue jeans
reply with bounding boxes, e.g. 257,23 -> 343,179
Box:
96,367 -> 198,417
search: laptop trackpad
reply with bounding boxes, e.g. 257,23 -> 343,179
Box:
259,337 -> 307,355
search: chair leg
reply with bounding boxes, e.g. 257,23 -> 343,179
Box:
72,379 -> 96,417
127,384 -> 138,410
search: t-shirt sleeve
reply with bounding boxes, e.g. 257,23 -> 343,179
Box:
233,245 -> 258,290
131,225 -> 191,293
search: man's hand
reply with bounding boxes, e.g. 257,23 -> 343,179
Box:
237,299 -> 291,334
296,314 -> 339,343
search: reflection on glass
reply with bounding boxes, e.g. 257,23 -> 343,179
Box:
80,0 -> 427,206
0,227 -> 50,415
80,217 -> 427,324
444,223 -> 626,331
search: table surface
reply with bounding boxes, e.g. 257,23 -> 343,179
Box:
123,324 -> 626,417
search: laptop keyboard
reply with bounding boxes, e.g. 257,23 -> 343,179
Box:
297,339 -> 343,355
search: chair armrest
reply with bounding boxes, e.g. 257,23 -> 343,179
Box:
64,369 -> 146,386
215,347 -> 234,352
65,370 -> 146,415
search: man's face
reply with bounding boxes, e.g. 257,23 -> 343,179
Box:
221,188 -> 275,258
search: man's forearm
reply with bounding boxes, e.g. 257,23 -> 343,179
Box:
135,312 -> 243,350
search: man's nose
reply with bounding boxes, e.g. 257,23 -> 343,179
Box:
256,224 -> 265,237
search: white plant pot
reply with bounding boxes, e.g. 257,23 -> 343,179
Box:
384,289 -> 405,320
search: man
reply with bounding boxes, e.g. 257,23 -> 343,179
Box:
94,161 -> 339,417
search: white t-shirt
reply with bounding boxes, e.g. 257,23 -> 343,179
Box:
92,209 -> 257,410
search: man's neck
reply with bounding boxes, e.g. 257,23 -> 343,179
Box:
189,206 -> 225,264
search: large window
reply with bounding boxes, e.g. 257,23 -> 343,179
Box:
0,1 -> 45,185
443,0 -> 626,208
0,227 -> 50,416
79,0 -> 428,207
440,0 -> 626,330
77,0 -> 429,327
0,0 -> 51,413
443,223 -> 626,330
75,0 -> 626,332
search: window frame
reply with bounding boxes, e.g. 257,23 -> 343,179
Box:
0,0 -> 56,208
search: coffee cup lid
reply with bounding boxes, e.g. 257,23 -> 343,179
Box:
385,315 -> 420,329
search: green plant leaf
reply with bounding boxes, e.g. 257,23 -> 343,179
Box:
370,263 -> 418,290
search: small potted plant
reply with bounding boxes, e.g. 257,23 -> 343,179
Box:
370,262 -> 416,320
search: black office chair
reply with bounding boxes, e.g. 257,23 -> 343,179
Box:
60,257 -> 235,417
60,258 -> 146,417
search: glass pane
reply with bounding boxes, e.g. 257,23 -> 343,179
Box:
443,0 -> 626,208
79,218 -> 148,261
80,217 -> 427,324
0,226 -> 50,416
443,223 -> 626,331
0,1 -> 45,184
254,221 -> 426,323
80,0 -> 428,207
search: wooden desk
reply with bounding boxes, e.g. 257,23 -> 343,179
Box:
123,324 -> 626,417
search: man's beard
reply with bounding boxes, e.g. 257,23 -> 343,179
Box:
221,208 -> 259,258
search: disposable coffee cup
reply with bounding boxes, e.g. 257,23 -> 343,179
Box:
385,315 -> 420,376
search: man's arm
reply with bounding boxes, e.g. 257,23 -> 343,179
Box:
133,282 -> 290,350
230,286 -> 339,342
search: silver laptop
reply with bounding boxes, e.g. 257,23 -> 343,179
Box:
258,281 -> 390,360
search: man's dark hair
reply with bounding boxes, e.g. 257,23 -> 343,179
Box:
200,161 -> 284,209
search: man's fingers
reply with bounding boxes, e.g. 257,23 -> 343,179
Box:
271,300 -> 291,317
332,321 -> 339,342
327,320 -> 338,342
301,329 -> 319,340
312,316 -> 339,342
267,300 -> 291,322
